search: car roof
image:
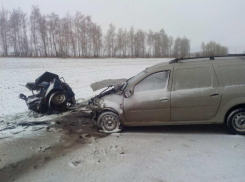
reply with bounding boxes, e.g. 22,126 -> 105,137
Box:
148,57 -> 245,71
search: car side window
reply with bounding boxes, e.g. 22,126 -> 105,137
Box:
216,65 -> 245,86
134,71 -> 170,92
174,67 -> 212,90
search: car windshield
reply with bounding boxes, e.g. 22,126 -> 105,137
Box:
127,70 -> 148,85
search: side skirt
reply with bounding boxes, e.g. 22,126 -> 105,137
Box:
123,120 -> 223,127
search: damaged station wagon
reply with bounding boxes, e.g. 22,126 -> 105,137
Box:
89,54 -> 245,135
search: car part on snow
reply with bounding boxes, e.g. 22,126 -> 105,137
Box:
19,72 -> 75,114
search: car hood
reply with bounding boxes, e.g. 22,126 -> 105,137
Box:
90,78 -> 127,92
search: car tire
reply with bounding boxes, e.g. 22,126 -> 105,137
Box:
51,93 -> 67,106
226,108 -> 245,135
97,111 -> 123,133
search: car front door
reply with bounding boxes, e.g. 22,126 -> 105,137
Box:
123,70 -> 172,123
171,64 -> 221,121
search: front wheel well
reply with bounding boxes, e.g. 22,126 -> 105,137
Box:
95,108 -> 119,121
224,104 -> 245,123
99,108 -> 118,117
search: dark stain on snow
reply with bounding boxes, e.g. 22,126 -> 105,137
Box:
0,111 -> 108,182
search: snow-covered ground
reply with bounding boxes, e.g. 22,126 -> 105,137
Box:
0,58 -> 164,117
0,58 -> 244,182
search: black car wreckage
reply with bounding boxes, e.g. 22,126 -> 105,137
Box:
19,72 -> 76,114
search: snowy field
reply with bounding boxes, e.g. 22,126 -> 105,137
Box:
0,58 -> 244,182
0,58 -> 164,117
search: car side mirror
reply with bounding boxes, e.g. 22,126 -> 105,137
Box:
124,90 -> 132,98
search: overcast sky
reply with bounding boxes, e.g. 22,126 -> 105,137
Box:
2,0 -> 245,53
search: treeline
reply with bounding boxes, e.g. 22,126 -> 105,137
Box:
200,41 -> 228,56
0,6 -> 193,58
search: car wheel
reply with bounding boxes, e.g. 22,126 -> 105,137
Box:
97,111 -> 123,133
51,93 -> 67,105
226,108 -> 245,135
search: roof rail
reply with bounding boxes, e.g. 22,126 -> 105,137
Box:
169,54 -> 245,64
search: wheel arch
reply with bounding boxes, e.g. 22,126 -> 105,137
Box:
94,107 -> 119,121
99,107 -> 119,117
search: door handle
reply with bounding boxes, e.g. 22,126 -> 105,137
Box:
160,98 -> 168,102
210,93 -> 219,97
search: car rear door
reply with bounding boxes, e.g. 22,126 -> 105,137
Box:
123,70 -> 172,123
171,64 -> 221,121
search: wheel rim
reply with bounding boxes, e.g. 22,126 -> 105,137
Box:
101,115 -> 119,131
232,112 -> 245,132
52,94 -> 66,105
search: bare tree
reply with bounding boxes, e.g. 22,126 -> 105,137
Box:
168,36 -> 173,57
30,5 -> 41,56
147,30 -> 154,57
105,23 -> 116,57
180,37 -> 190,57
122,28 -> 127,57
159,29 -> 168,57
201,41 -> 205,56
0,5 -> 199,58
9,9 -> 20,56
20,11 -> 29,56
47,13 -> 59,56
92,24 -> 102,57
173,37 -> 181,57
201,41 -> 228,56
38,15 -> 48,56
128,26 -> 135,57
8,8 -> 29,56
0,6 -> 9,56
134,29 -> 145,57
117,28 -> 123,57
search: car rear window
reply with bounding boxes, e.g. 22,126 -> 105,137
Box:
175,67 -> 213,90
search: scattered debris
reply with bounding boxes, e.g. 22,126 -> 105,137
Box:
43,146 -> 51,152
12,131 -> 23,135
44,156 -> 51,161
0,136 -> 11,140
18,121 -> 49,126
71,160 -> 82,167
32,127 -> 44,131
33,165 -> 39,169
10,163 -> 18,169
39,146 -> 52,152
234,144 -> 241,148
79,134 -> 91,138
0,126 -> 16,132
76,129 -> 83,133
55,121 -> 61,125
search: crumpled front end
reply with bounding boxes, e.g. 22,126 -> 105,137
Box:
88,79 -> 126,121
